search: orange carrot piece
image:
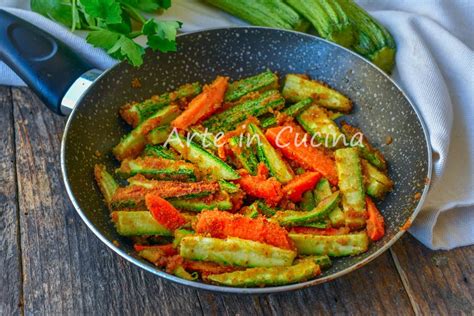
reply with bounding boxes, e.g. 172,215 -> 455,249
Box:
172,76 -> 228,130
283,172 -> 322,202
145,193 -> 186,230
290,227 -> 350,235
265,126 -> 338,185
133,244 -> 178,256
238,169 -> 283,206
366,197 -> 385,241
195,210 -> 294,250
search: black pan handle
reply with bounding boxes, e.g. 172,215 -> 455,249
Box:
0,9 -> 95,115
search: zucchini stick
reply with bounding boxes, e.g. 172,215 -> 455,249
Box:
248,123 -> 294,183
314,178 -> 345,227
167,134 -> 240,180
120,82 -> 201,127
111,211 -> 172,236
169,191 -> 233,212
335,148 -> 366,229
113,105 -> 181,161
180,236 -> 296,267
341,122 -> 387,170
94,164 -> 119,206
297,105 -> 345,148
116,157 -> 197,181
289,232 -> 369,256
272,191 -> 340,226
144,144 -> 179,160
207,259 -> 320,287
225,70 -> 279,102
228,136 -> 259,175
203,90 -> 285,132
261,97 -> 313,128
282,74 -> 352,112
361,159 -> 393,199
146,125 -> 172,145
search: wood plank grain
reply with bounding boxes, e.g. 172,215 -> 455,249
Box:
12,88 -> 205,316
391,234 -> 473,314
264,252 -> 414,316
0,87 -> 22,316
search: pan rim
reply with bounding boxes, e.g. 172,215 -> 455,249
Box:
61,26 -> 432,294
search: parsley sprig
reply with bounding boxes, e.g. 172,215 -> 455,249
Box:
31,0 -> 181,66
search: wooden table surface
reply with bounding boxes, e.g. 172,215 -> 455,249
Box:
1,87 -> 473,315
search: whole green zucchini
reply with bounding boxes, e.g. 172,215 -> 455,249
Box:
205,0 -> 310,32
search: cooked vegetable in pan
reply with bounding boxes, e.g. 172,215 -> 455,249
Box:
94,70 -> 392,287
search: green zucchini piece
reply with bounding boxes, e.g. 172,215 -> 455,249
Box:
169,191 -> 233,212
225,71 -> 279,102
207,259 -> 319,287
173,229 -> 194,248
113,105 -> 180,161
146,125 -> 172,145
336,0 -> 396,73
228,136 -> 259,175
116,157 -> 197,181
242,205 -> 259,219
297,105 -> 345,148
94,164 -> 119,206
120,82 -> 201,126
286,0 -> 354,47
203,90 -> 285,132
144,144 -> 179,160
271,191 -> 340,226
335,148 -> 367,228
341,122 -> 387,170
289,232 -> 369,256
298,255 -> 332,269
111,211 -> 172,236
138,248 -> 163,263
166,133 -> 240,180
261,97 -> 313,128
189,127 -> 218,153
256,201 -> 278,217
282,74 -> 352,112
126,176 -> 219,198
300,221 -> 330,229
218,180 -> 240,194
180,236 -> 296,267
300,190 -> 316,212
173,266 -> 198,281
248,123 -> 294,183
314,178 -> 345,227
361,159 -> 393,199
205,0 -> 310,32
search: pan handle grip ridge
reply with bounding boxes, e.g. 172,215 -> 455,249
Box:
0,9 -> 94,115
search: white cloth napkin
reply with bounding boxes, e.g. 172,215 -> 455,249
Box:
1,0 -> 473,250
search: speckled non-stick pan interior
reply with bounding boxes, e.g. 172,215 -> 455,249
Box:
62,27 -> 431,294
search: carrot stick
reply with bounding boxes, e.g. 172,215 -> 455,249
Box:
195,210 -> 294,250
172,76 -> 228,130
145,193 -> 186,230
366,197 -> 385,241
238,166 -> 283,206
265,126 -> 338,185
283,172 -> 322,202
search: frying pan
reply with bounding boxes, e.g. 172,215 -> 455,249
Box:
0,10 -> 432,294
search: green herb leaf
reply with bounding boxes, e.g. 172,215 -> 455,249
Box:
87,29 -> 121,50
31,0 -> 73,26
147,36 -> 177,52
81,0 -> 123,24
107,35 -> 145,66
